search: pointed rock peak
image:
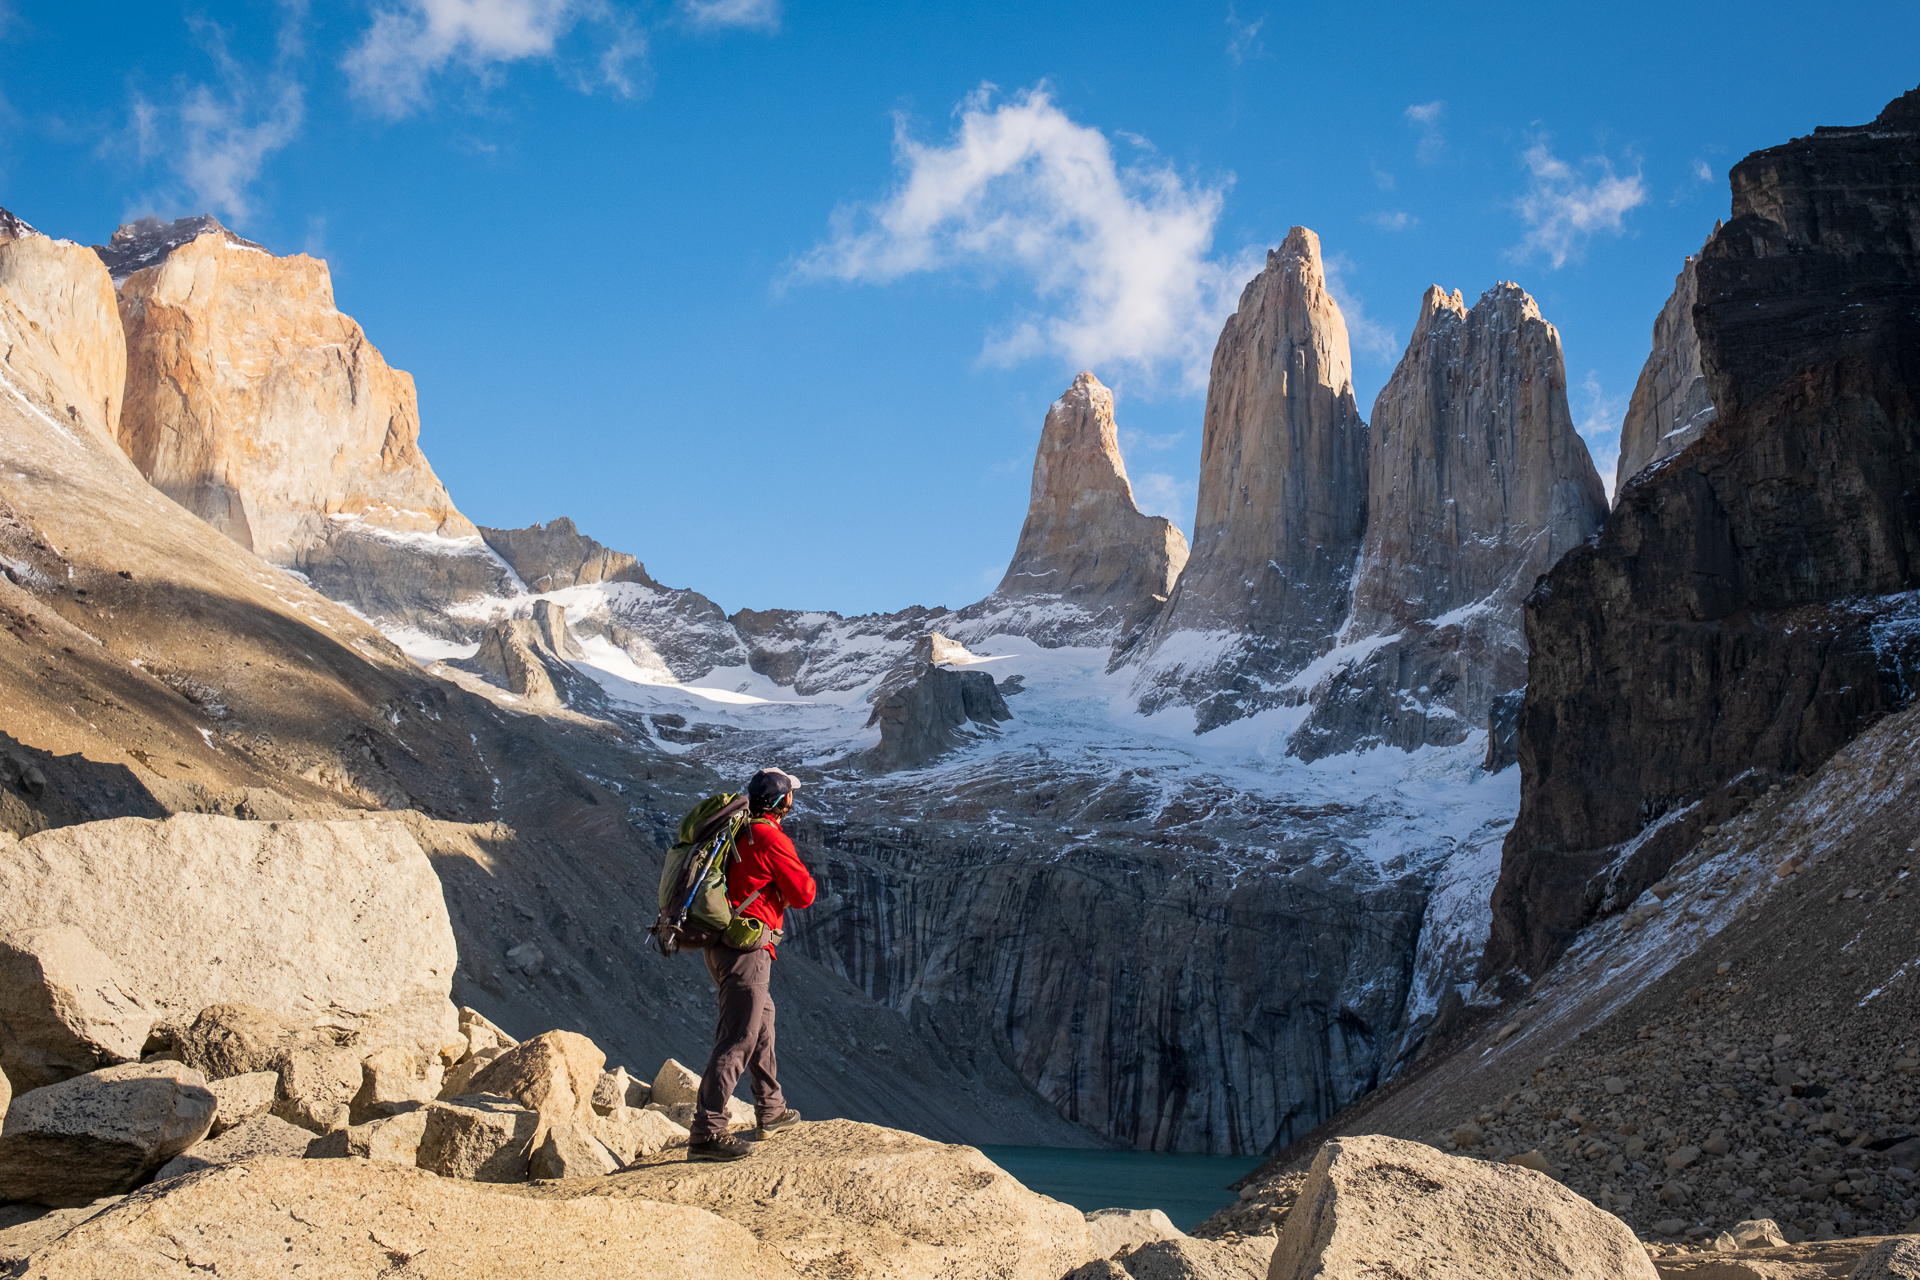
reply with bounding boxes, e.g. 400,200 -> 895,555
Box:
1415,286 -> 1468,332
93,214 -> 268,282
998,370 -> 1188,600
1275,225 -> 1322,270
0,207 -> 38,243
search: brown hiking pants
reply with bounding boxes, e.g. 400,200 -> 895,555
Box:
690,945 -> 785,1142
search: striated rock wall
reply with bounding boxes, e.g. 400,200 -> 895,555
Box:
109,222 -> 514,635
1288,284 -> 1606,761
1130,228 -> 1369,730
0,214 -> 125,448
1486,84 -> 1920,976
959,372 -> 1188,653
1614,241 -> 1718,495
791,806 -> 1434,1155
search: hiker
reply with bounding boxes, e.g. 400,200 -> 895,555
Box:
686,766 -> 817,1162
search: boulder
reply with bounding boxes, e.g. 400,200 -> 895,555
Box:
652,1058 -> 702,1108
438,1049 -> 500,1099
1850,1237 -> 1920,1280
647,1098 -> 755,1130
0,1062 -> 216,1206
459,1005 -> 518,1055
177,1003 -> 297,1080
466,1030 -> 605,1126
528,1121 -> 620,1179
593,1107 -> 687,1164
1728,1218 -> 1790,1249
151,1113 -> 315,1180
0,815 -> 460,1055
574,1118 -> 1090,1279
351,1044 -> 442,1123
205,1071 -> 278,1135
348,1108 -> 430,1164
592,1066 -> 633,1116
1117,1237 -> 1272,1280
17,1156 -> 801,1278
0,1201 -> 124,1272
0,1061 -> 9,1125
270,1039 -> 363,1134
1268,1134 -> 1659,1280
1087,1207 -> 1184,1258
416,1095 -> 541,1182
0,925 -> 153,1092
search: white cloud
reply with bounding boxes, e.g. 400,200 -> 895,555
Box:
1510,138 -> 1646,269
344,0 -> 643,117
1322,251 -> 1400,365
1225,6 -> 1266,64
1120,427 -> 1187,453
129,5 -> 306,225
1130,471 -> 1196,532
1691,158 -> 1713,182
1405,99 -> 1443,163
682,0 -> 779,32
793,85 -> 1257,391
1365,210 -> 1414,232
1574,369 -> 1628,500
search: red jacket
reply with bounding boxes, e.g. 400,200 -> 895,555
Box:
728,816 -> 815,956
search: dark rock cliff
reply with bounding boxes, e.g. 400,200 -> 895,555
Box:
1486,85 -> 1920,977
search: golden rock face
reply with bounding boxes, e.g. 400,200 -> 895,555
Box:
113,231 -> 474,563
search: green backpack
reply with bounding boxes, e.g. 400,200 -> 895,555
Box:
649,793 -> 751,956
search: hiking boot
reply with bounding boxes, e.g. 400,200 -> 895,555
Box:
686,1134 -> 754,1162
751,1109 -> 802,1140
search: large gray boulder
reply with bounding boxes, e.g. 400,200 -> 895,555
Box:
1268,1134 -> 1658,1279
0,815 -> 460,1056
0,925 -> 153,1093
0,1062 -> 216,1206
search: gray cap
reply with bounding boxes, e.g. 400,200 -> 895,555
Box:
747,767 -> 803,807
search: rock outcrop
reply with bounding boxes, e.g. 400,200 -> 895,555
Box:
16,1157 -> 802,1279
860,636 -> 1013,772
456,600 -> 596,707
479,517 -> 651,593
1615,239 -> 1718,494
110,219 -> 514,635
959,372 -> 1189,652
1267,1134 -> 1658,1279
1487,83 -> 1920,976
0,215 -> 125,447
1287,283 -> 1607,760
1130,228 -> 1369,731
572,1118 -> 1094,1280
0,814 -> 460,1059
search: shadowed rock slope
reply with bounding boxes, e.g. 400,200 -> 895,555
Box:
1615,236 -> 1718,496
1487,83 -> 1920,978
1210,694 -> 1920,1251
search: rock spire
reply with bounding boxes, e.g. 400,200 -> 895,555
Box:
1614,239 -> 1717,495
1288,282 -> 1607,760
1129,227 -> 1369,729
964,371 -> 1188,651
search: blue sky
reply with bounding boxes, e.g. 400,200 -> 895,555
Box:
3,2 -> 1915,616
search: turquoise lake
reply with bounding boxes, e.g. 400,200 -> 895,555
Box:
977,1145 -> 1264,1231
